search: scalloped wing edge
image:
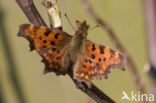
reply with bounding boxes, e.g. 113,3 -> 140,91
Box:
98,52 -> 126,79
73,52 -> 126,88
18,24 -> 37,51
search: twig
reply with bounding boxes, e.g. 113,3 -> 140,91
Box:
0,5 -> 27,103
16,0 -> 115,103
42,0 -> 62,28
68,66 -> 115,103
80,0 -> 145,94
144,0 -> 156,79
16,0 -> 47,26
144,0 -> 156,99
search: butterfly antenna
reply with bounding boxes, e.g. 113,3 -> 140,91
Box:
64,13 -> 75,31
88,24 -> 99,31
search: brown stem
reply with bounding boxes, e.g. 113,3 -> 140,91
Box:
68,66 -> 115,103
144,0 -> 156,99
16,0 -> 47,26
144,0 -> 156,76
16,0 -> 115,103
80,0 -> 145,95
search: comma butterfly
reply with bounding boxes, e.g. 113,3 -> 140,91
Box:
18,20 -> 126,87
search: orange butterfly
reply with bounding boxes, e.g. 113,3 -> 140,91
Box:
18,20 -> 126,87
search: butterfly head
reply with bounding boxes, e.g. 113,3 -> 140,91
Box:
74,20 -> 90,40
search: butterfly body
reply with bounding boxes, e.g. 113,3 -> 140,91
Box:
18,20 -> 126,87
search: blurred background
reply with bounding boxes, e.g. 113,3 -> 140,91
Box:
0,0 -> 155,103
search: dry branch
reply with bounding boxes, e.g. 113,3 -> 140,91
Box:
144,0 -> 156,99
16,0 -> 47,26
144,0 -> 156,79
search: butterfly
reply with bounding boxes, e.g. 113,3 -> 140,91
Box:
18,20 -> 126,87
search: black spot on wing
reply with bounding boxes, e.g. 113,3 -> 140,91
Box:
50,41 -> 55,45
99,45 -> 105,54
41,46 -> 46,49
98,58 -> 101,62
103,58 -> 106,61
92,44 -> 96,51
82,64 -> 86,68
56,56 -> 61,60
57,50 -> 60,53
91,54 -> 95,59
39,36 -> 42,40
44,28 -> 52,36
89,59 -> 92,64
51,48 -> 56,52
43,40 -> 47,43
54,33 -> 59,39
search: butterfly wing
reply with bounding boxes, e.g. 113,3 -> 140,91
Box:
18,24 -> 72,75
73,40 -> 126,87
73,55 -> 98,87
